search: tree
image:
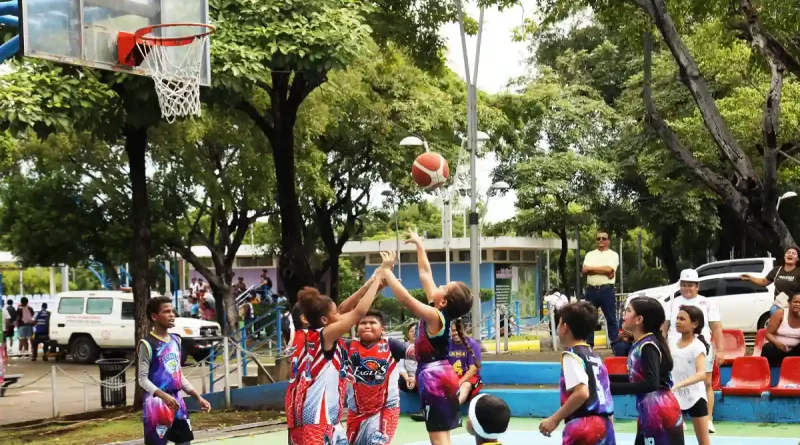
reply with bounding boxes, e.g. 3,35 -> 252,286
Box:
150,107 -> 277,333
299,45 -> 461,300
529,0 -> 800,256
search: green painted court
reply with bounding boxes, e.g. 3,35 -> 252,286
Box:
204,417 -> 800,445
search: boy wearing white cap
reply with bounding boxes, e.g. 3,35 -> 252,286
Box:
467,394 -> 510,445
662,268 -> 724,433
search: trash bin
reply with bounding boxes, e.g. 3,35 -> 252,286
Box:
97,358 -> 129,408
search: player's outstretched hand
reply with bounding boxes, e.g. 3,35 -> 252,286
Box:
405,229 -> 422,246
380,251 -> 397,270
538,416 -> 559,437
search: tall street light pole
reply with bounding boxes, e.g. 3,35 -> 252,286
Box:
381,190 -> 402,280
457,1 -> 486,340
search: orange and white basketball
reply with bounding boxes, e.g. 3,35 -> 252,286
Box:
412,153 -> 450,191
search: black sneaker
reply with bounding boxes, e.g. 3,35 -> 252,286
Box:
410,411 -> 425,422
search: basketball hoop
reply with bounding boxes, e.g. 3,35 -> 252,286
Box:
118,23 -> 215,123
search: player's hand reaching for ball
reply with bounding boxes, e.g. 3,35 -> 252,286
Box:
405,229 -> 423,246
380,251 -> 397,270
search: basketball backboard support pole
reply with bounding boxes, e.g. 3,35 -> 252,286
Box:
18,0 -> 211,85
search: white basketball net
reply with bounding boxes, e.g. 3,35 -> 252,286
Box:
136,33 -> 208,123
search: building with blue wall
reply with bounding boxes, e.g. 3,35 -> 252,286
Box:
342,236 -> 576,322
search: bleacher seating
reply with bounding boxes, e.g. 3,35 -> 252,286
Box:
722,356 -> 771,396
722,329 -> 746,365
769,357 -> 800,397
603,356 -> 628,375
754,329 -> 768,358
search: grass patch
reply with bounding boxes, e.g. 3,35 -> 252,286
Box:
2,410 -> 282,445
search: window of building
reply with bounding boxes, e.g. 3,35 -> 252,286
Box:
493,250 -> 507,261
509,250 -> 521,261
400,252 -> 418,263
368,254 -> 382,264
427,251 -> 447,263
458,251 -> 470,262
522,250 -> 536,262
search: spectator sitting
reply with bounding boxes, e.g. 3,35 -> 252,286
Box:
233,276 -> 248,297
189,297 -> 200,319
761,292 -> 800,367
398,323 -> 419,393
275,290 -> 288,307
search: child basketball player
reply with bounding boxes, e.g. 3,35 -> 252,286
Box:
449,318 -> 483,405
345,309 -> 415,445
138,297 -> 211,445
539,301 -> 615,445
379,231 -> 474,445
286,264 -> 386,445
466,394 -> 511,445
611,297 -> 684,445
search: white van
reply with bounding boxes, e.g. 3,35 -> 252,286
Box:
630,257 -> 776,333
50,290 -> 221,364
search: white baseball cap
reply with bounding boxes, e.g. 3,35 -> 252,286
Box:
680,269 -> 699,282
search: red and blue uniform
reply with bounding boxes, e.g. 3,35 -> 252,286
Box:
415,308 -> 461,432
345,338 -> 411,445
285,329 -> 349,445
559,344 -> 615,445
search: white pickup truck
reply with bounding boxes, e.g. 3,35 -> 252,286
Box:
49,290 -> 221,364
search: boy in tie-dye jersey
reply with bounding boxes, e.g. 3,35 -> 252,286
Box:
137,297 -> 211,445
611,297 -> 684,445
540,302 -> 615,445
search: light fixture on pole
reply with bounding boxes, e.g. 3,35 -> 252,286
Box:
381,190 -> 402,280
400,136 -> 430,152
777,191 -> 797,211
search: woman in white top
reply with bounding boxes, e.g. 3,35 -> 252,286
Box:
761,292 -> 800,367
670,305 -> 711,445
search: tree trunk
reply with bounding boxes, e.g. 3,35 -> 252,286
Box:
328,253 -> 340,302
124,125 -> 150,410
659,225 -> 679,282
272,128 -> 315,303
557,228 -> 569,296
211,283 -> 238,337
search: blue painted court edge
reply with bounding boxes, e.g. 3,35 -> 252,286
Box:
185,361 -> 800,424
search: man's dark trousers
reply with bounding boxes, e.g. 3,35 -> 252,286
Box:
585,284 -> 619,347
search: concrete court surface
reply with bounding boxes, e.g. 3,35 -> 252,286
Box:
205,417 -> 800,445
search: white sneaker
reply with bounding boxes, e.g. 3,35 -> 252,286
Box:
708,421 -> 716,434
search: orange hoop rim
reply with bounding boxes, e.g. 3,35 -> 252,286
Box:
135,23 -> 216,47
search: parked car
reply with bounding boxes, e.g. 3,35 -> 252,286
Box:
629,257 -> 776,333
50,290 -> 221,364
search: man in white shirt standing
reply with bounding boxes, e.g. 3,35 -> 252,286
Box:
581,231 -> 620,348
662,268 -> 724,434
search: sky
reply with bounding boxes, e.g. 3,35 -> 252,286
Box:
372,3 -> 530,224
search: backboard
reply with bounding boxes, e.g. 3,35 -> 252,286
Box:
19,0 -> 211,86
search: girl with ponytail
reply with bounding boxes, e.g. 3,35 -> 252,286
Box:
449,318 -> 483,405
285,257 -> 388,445
669,305 -> 712,445
610,297 -> 685,445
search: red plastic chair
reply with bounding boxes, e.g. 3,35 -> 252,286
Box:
722,356 -> 771,396
769,357 -> 800,397
753,329 -> 768,357
722,329 -> 746,365
604,356 -> 628,375
711,361 -> 721,390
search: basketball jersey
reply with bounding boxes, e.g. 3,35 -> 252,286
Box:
140,333 -> 183,394
628,334 -> 672,403
559,344 -> 614,421
285,328 -> 348,428
415,308 -> 451,364
346,338 -> 410,415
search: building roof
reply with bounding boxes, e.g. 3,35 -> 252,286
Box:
341,236 -> 577,254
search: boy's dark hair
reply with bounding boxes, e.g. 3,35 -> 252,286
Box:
6,299 -> 11,305
559,301 -> 598,340
146,296 -> 173,320
473,394 -> 510,436
362,309 -> 385,326
20,297 -> 28,305
41,303 -> 48,310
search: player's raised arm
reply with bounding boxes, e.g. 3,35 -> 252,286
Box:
381,251 -> 443,333
405,229 -> 438,303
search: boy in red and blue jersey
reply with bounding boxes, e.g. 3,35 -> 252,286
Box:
345,309 -> 415,445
